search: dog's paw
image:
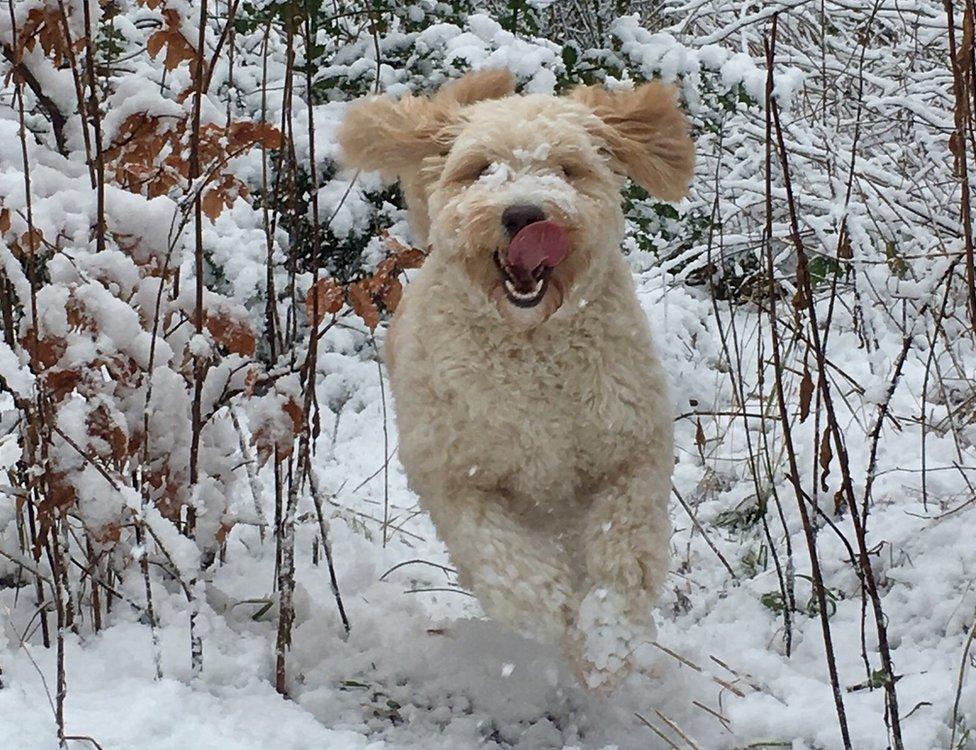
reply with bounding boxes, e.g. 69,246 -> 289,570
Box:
564,587 -> 658,693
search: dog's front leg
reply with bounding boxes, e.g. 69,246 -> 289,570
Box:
424,485 -> 578,645
568,463 -> 672,690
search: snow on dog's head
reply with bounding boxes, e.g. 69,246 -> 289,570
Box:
339,70 -> 694,327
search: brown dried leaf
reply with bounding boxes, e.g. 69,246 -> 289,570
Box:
0,208 -> 10,234
244,366 -> 261,397
949,132 -> 965,176
43,367 -> 82,402
21,227 -> 44,254
251,428 -> 272,466
149,471 -> 186,523
146,29 -> 167,59
382,232 -> 427,270
86,404 -> 129,464
376,257 -> 398,279
380,277 -> 402,312
282,397 -> 303,435
201,187 -> 227,221
959,7 -> 974,64
305,278 -> 344,324
381,231 -> 410,252
261,126 -> 284,150
253,395 -> 303,466
90,521 -> 123,545
833,489 -> 844,515
20,329 -> 65,370
17,8 -> 79,68
34,472 -> 77,558
206,312 -> 256,356
215,520 -> 235,544
819,427 -> 833,493
164,36 -> 197,73
348,280 -> 380,330
798,367 -> 814,423
230,121 -> 283,150
252,426 -> 289,467
837,233 -> 853,260
42,472 -> 76,514
395,247 -> 427,270
147,11 -> 196,72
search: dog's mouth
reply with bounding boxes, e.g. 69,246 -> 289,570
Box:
494,251 -> 551,308
493,220 -> 570,309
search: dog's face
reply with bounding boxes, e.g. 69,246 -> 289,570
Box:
339,71 -> 694,328
426,95 -> 626,326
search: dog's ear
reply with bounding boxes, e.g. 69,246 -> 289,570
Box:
338,69 -> 516,176
337,93 -> 454,176
434,67 -> 516,107
570,81 -> 694,202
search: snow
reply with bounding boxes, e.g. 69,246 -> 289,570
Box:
3,267 -> 974,748
415,14 -> 562,94
317,180 -> 374,240
0,341 -> 32,397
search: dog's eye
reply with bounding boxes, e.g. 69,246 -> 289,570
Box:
559,164 -> 582,181
450,161 -> 492,184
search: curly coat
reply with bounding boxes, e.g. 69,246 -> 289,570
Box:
339,70 -> 694,689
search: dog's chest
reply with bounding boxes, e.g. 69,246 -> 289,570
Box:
429,322 -> 654,494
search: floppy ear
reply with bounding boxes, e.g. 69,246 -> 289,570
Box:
571,81 -> 694,202
337,69 -> 516,176
337,93 -> 453,176
434,67 -> 516,107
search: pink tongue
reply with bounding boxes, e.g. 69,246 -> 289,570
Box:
506,221 -> 569,271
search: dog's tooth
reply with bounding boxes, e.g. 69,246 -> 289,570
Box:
504,275 -> 545,303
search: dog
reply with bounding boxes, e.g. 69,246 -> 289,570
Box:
339,69 -> 694,690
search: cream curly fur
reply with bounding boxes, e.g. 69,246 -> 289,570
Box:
339,71 -> 694,690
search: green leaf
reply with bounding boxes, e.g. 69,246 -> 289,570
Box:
562,43 -> 579,71
761,591 -> 786,613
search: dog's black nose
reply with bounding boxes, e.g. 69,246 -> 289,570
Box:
502,204 -> 546,237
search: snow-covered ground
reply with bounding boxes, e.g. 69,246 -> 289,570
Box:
3,266 -> 973,750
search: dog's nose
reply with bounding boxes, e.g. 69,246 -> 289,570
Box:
502,204 -> 546,237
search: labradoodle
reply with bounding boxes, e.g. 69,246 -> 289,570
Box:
339,69 -> 694,690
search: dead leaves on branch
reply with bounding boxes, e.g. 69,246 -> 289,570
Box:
250,387 -> 304,467
0,202 -> 48,258
3,0 -> 419,547
17,227 -> 46,257
146,9 -> 198,74
305,278 -> 345,324
104,113 -> 281,219
14,5 -> 85,68
17,276 -> 262,551
306,234 -> 426,330
86,402 -> 131,467
206,309 -> 256,356
1,0 -> 420,574
245,235 -> 427,469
